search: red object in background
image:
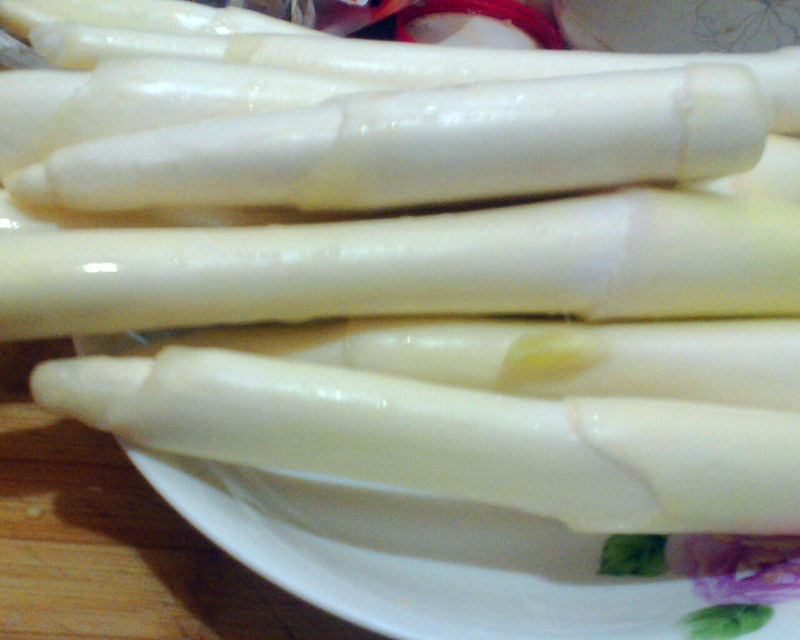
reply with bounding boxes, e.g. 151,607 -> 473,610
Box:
395,0 -> 564,47
314,0 -> 413,35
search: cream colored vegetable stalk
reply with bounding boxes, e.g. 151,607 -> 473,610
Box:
30,346 -> 800,534
687,134 -> 800,205
0,58 -> 376,175
0,0 -> 317,39
28,22 -> 233,68
0,68 -> 87,177
132,317 -> 800,413
4,65 -> 768,212
2,188 -> 799,340
0,186 -> 320,229
26,22 -> 800,136
225,35 -> 800,135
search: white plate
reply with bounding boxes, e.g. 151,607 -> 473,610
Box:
77,334 -> 800,640
553,0 -> 800,53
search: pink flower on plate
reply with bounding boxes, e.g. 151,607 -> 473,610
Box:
667,534 -> 800,606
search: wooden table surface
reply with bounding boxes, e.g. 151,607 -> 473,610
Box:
0,340 -> 388,640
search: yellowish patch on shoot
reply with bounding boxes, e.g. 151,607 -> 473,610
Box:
497,326 -> 607,387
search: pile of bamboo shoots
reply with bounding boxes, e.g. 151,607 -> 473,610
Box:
3,0 -> 800,535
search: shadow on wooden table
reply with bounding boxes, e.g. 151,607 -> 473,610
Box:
0,338 -> 75,399
0,340 -> 388,640
0,415 -> 390,639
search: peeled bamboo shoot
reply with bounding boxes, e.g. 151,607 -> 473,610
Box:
30,346 -> 800,534
227,35 -> 800,135
4,65 -> 768,212
0,58 -> 376,175
2,188 -> 798,339
0,0 -> 318,38
687,134 -> 800,205
130,317 -> 800,412
24,21 -> 800,136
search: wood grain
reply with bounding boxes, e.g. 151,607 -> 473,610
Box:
0,341 -> 389,640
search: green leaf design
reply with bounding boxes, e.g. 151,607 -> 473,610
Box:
598,534 -> 668,577
679,604 -> 774,640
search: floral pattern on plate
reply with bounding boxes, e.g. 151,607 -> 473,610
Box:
599,534 -> 800,639
693,0 -> 800,52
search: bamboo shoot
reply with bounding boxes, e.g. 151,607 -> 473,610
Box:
0,0 -> 318,38
25,22 -> 800,137
687,134 -> 800,205
2,188 -> 798,339
126,317 -> 800,412
4,65 -> 768,212
30,346 -> 800,534
0,58 -> 376,175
